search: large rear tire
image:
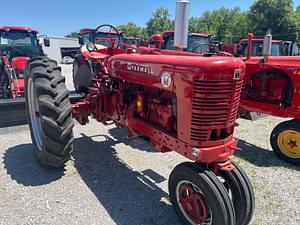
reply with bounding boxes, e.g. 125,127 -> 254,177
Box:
169,162 -> 235,225
25,57 -> 74,168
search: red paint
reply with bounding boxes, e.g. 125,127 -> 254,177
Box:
178,183 -> 209,223
12,57 -> 30,70
13,79 -> 24,95
0,26 -> 38,33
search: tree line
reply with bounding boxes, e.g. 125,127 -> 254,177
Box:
66,0 -> 300,44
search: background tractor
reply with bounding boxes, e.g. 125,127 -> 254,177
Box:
0,26 -> 49,99
222,38 -> 299,57
24,1 -> 255,225
237,32 -> 300,165
0,26 -> 49,127
148,30 -> 212,53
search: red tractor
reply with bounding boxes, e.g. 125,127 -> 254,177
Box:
237,33 -> 300,165
237,38 -> 299,57
148,30 -> 212,53
24,20 -> 254,225
0,26 -> 50,127
222,38 -> 299,57
0,26 -> 49,99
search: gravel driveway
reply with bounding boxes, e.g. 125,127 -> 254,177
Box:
0,65 -> 299,225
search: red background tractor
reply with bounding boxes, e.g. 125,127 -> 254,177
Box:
0,26 -> 50,127
148,30 -> 211,53
238,33 -> 300,165
0,26 -> 50,99
222,38 -> 299,57
24,13 -> 254,225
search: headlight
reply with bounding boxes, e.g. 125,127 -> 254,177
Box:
87,42 -> 96,52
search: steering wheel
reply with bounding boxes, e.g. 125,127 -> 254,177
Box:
94,24 -> 122,49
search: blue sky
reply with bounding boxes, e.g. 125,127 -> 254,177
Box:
1,0 -> 300,36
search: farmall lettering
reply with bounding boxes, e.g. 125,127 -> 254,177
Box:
127,63 -> 154,75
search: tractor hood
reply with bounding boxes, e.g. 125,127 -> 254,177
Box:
109,53 -> 245,87
12,57 -> 30,71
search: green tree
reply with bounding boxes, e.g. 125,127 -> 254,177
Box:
249,0 -> 298,40
116,22 -> 141,38
139,28 -> 149,41
189,7 -> 250,43
65,32 -> 79,39
146,7 -> 172,36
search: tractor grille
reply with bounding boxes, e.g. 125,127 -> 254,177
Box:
191,80 -> 243,142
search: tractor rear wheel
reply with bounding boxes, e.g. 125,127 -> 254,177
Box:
270,119 -> 300,165
168,162 -> 235,225
25,57 -> 74,168
219,160 -> 255,225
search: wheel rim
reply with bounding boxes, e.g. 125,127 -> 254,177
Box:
277,129 -> 300,159
27,77 -> 43,151
176,180 -> 212,225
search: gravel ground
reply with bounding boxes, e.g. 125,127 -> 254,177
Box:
0,65 -> 299,225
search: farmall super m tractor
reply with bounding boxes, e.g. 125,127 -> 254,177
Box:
24,1 -> 255,225
238,33 -> 300,165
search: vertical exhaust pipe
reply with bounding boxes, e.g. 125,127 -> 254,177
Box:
263,31 -> 272,63
247,33 -> 254,60
174,0 -> 190,50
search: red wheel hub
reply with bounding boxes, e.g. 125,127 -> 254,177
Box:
179,184 -> 209,224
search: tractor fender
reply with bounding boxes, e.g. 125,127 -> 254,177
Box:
74,54 -> 86,65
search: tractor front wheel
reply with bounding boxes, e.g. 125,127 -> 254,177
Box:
270,119 -> 300,165
168,162 -> 235,225
25,57 -> 74,168
219,160 -> 255,225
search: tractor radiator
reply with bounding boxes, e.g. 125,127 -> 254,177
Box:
191,80 -> 243,142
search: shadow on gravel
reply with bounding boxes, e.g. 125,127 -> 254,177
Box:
3,144 -> 65,186
108,127 -> 157,153
73,133 -> 180,225
236,140 -> 299,170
